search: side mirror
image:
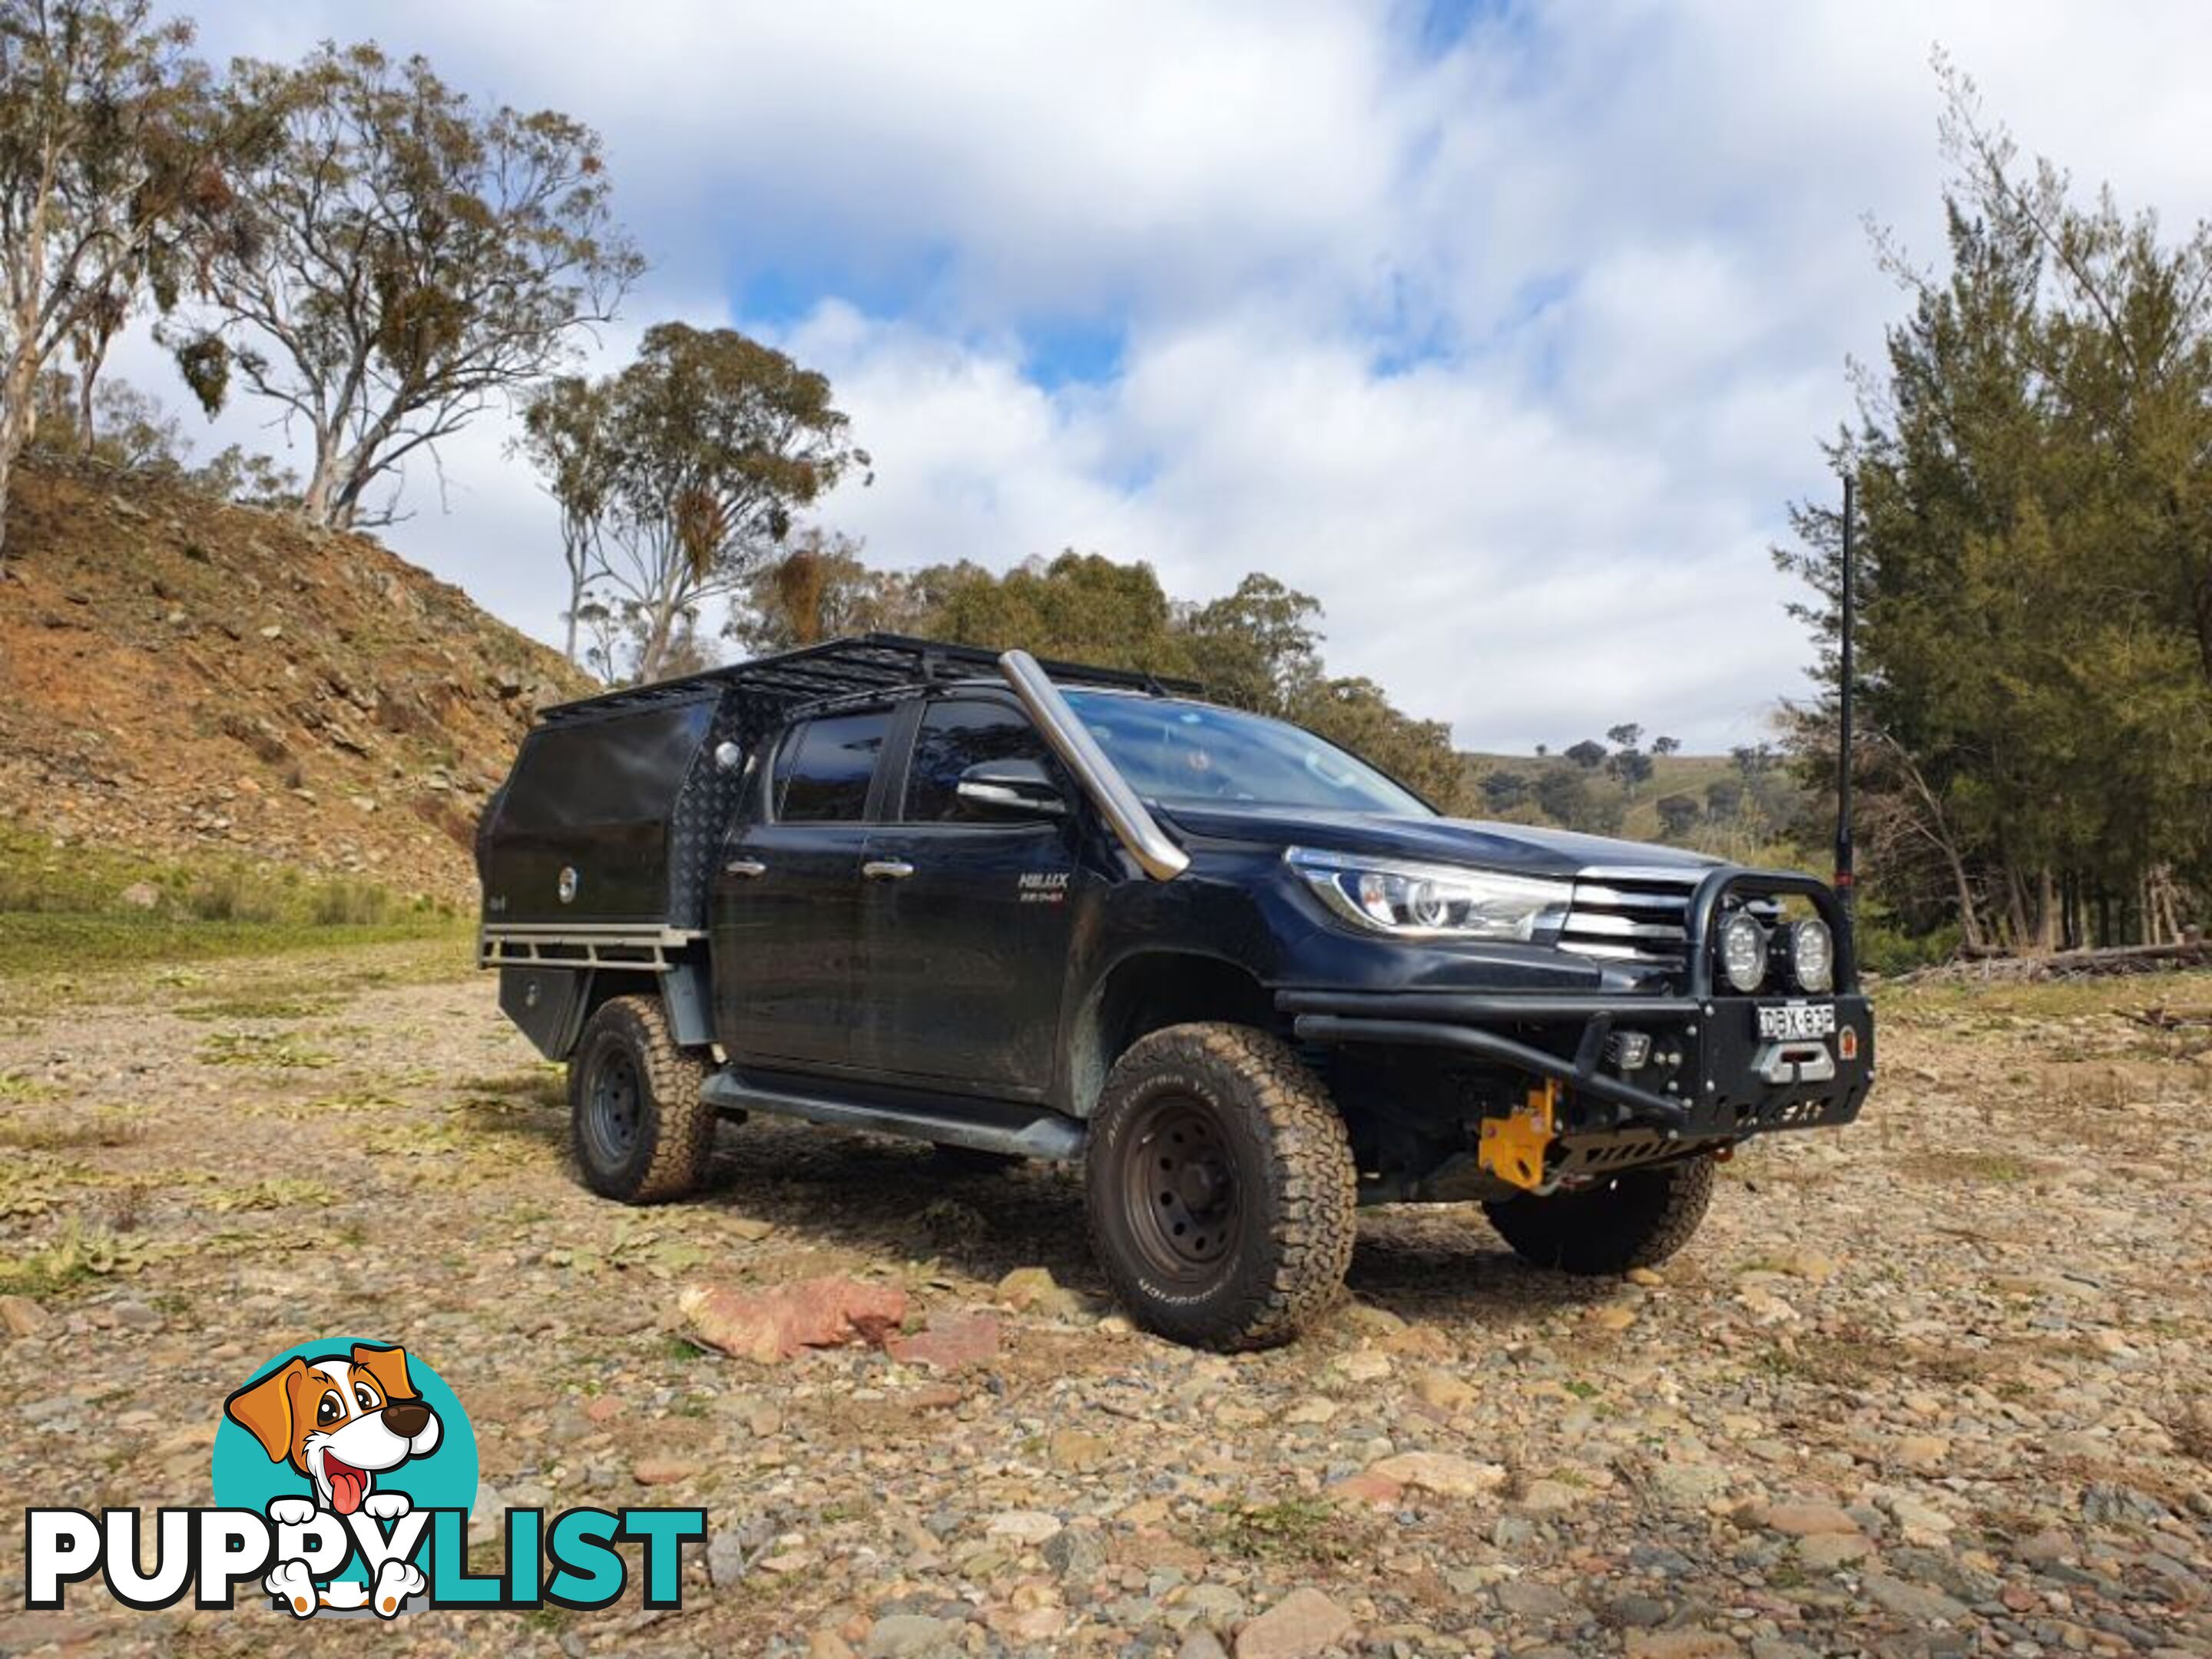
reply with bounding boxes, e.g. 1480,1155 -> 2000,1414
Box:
955,758 -> 1066,820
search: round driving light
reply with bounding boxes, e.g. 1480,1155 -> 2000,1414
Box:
1719,912 -> 1767,994
1790,918 -> 1834,992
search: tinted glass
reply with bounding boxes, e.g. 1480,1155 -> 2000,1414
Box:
776,710 -> 891,822
1061,691 -> 1432,815
904,700 -> 1059,822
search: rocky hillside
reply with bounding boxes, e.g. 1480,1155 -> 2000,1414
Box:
0,462 -> 590,901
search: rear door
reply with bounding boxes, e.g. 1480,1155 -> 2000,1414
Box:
853,695 -> 1081,1095
712,707 -> 892,1073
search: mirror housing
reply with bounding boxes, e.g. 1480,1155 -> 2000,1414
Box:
955,758 -> 1067,820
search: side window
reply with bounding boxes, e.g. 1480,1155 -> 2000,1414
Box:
775,710 -> 892,823
903,700 -> 1059,823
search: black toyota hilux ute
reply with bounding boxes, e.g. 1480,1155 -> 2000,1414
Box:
478,634 -> 1873,1349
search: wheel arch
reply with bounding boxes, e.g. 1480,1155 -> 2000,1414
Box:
1064,949 -> 1278,1118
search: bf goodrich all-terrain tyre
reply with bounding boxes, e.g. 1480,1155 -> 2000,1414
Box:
570,995 -> 716,1204
1483,1155 -> 1716,1275
1086,1023 -> 1357,1350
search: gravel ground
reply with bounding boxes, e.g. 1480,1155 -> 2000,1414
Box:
2,943 -> 2209,1658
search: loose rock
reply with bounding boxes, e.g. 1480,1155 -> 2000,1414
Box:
680,1277 -> 908,1363
1235,1588 -> 1356,1659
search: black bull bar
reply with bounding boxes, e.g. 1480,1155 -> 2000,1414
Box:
1279,869 -> 1875,1141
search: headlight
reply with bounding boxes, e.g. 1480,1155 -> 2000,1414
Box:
1288,847 -> 1571,942
1718,912 -> 1767,993
1788,918 -> 1834,992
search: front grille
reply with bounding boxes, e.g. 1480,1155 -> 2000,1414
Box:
1558,867 -> 1704,965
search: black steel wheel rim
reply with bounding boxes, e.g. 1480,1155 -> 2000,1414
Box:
584,1048 -> 642,1164
1120,1093 -> 1240,1284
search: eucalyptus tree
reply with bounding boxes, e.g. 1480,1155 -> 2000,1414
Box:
173,41 -> 641,529
527,323 -> 868,683
518,375 -> 619,665
0,0 -> 213,563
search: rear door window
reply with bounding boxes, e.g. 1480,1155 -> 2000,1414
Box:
774,710 -> 892,823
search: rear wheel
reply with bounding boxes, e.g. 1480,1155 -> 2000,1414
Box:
1085,1023 -> 1356,1350
1483,1155 -> 1715,1275
570,995 -> 715,1204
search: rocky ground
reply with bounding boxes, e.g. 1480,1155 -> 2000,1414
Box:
1,945 -> 2208,1658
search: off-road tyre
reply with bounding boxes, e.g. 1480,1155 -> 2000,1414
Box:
569,995 -> 716,1204
1483,1154 -> 1716,1276
1085,1023 -> 1356,1350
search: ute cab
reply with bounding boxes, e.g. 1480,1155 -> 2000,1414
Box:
478,635 -> 1873,1349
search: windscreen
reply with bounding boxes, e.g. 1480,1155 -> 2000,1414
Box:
1062,691 -> 1433,816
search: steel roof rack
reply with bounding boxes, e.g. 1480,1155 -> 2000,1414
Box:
539,632 -> 1198,725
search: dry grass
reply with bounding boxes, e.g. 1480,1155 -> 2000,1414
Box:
0,1108 -> 144,1152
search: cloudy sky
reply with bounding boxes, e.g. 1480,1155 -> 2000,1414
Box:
117,1 -> 2211,750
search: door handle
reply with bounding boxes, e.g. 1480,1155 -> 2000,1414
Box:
724,858 -> 768,879
860,858 -> 916,882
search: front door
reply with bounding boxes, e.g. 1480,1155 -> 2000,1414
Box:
712,707 -> 892,1074
855,696 -> 1081,1095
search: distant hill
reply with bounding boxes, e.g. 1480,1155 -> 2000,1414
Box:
0,462 -> 590,901
1456,748 -> 1814,862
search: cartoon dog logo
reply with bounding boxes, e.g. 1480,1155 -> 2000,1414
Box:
224,1343 -> 441,1616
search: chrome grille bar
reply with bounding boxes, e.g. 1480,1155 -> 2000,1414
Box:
1559,866 -> 1706,965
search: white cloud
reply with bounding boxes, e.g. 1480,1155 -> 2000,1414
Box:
112,0 -> 2212,751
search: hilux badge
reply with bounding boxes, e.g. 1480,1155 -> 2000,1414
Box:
1017,871 -> 1070,904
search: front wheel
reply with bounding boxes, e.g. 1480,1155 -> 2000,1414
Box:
1085,1023 -> 1356,1350
1483,1154 -> 1716,1275
569,995 -> 716,1204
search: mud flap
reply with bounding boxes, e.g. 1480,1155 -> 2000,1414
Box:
499,967 -> 590,1059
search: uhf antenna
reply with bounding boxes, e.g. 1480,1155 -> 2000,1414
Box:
1834,472 -> 1856,921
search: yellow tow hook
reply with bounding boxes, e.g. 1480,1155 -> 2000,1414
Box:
1479,1079 -> 1557,1192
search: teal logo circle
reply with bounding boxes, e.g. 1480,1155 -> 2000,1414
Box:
212,1340 -> 478,1585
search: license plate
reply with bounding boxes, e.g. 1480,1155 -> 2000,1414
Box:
1757,1002 -> 1836,1041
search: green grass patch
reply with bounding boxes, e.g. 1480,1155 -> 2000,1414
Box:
1193,1498 -> 1361,1565
0,1108 -> 144,1152
197,1031 -> 336,1070
0,1221 -> 177,1299
0,1156 -> 88,1219
0,824 -> 468,980
175,992 -> 344,1022
0,910 -> 469,982
208,1177 -> 342,1213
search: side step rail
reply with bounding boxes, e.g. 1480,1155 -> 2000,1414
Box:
699,1073 -> 1088,1163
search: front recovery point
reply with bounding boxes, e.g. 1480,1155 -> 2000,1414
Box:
1477,1081 -> 1557,1191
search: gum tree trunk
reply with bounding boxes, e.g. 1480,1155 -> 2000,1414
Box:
0,346 -> 44,571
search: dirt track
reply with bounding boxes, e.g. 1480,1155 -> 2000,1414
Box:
2,943 -> 2209,1657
